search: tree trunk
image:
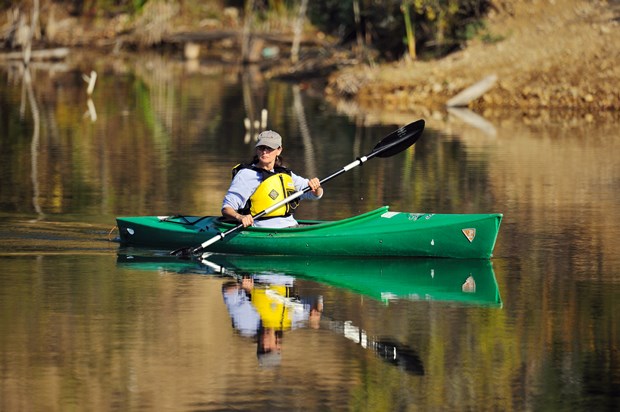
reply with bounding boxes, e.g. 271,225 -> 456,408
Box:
401,2 -> 416,60
291,0 -> 309,64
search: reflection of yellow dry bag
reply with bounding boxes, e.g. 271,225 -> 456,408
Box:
251,286 -> 292,330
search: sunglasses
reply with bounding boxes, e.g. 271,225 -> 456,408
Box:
256,145 -> 277,152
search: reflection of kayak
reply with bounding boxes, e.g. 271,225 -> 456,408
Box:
116,253 -> 502,307
116,206 -> 502,259
116,253 -> 213,275
207,254 -> 502,307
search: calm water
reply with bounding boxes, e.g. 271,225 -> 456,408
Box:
1,53 -> 618,411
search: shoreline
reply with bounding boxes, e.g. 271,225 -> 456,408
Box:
3,0 -> 618,117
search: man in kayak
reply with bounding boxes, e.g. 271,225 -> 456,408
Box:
221,130 -> 323,228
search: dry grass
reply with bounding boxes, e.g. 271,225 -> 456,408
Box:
328,0 -> 620,112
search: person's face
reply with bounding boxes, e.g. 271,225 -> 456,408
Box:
256,145 -> 282,165
241,277 -> 254,292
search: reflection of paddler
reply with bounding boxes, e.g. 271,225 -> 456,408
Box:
251,285 -> 293,330
221,274 -> 323,368
250,282 -> 294,368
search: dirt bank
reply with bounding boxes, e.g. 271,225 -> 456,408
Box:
326,0 -> 620,115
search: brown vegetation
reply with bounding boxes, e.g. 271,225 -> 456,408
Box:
2,0 -> 619,115
327,0 -> 620,114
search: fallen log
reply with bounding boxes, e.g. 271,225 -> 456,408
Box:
447,107 -> 497,137
446,74 -> 497,107
0,47 -> 69,61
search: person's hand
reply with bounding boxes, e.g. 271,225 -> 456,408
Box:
308,177 -> 323,196
238,214 -> 254,227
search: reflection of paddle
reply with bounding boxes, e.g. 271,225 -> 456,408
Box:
170,119 -> 425,257
374,339 -> 425,374
324,319 -> 424,375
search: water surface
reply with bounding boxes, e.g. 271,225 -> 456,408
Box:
0,53 -> 618,411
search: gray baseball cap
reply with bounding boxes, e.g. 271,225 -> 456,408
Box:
255,130 -> 282,149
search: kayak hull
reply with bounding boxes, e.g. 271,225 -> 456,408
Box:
116,206 -> 502,259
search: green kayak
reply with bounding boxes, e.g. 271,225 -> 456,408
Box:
116,253 -> 502,307
116,206 -> 502,259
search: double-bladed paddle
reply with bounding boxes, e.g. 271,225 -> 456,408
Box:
170,119 -> 425,257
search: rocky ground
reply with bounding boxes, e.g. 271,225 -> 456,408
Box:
326,0 -> 620,116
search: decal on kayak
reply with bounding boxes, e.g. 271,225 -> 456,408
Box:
462,228 -> 476,242
406,213 -> 434,221
381,212 -> 400,218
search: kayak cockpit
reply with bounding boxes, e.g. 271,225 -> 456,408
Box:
212,206 -> 391,232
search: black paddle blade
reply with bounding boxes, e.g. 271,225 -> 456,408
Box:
170,245 -> 203,257
373,339 -> 425,375
170,247 -> 190,257
372,119 -> 425,158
